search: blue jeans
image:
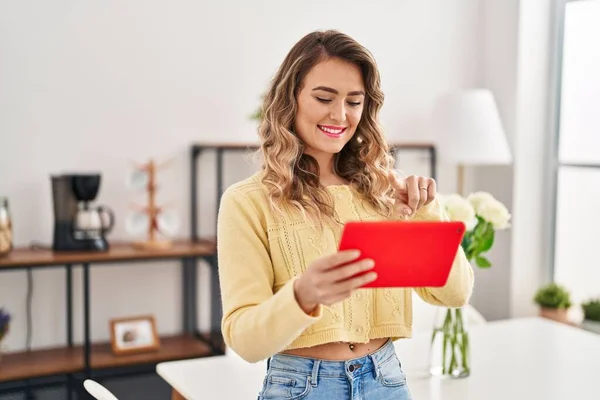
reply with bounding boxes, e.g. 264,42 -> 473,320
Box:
257,340 -> 412,400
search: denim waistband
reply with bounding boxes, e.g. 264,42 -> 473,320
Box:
267,340 -> 397,379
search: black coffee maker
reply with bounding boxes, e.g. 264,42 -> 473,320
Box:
51,174 -> 115,251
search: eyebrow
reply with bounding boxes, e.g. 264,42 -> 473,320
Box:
312,86 -> 365,96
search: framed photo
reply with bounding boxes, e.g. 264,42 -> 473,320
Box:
109,315 -> 160,356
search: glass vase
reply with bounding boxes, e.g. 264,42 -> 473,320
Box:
0,197 -> 13,257
428,307 -> 471,379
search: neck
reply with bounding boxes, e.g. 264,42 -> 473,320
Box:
309,151 -> 335,179
309,152 -> 347,187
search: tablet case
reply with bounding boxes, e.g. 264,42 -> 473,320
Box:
338,220 -> 466,288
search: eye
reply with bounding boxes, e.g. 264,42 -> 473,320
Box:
347,101 -> 362,107
316,97 -> 332,104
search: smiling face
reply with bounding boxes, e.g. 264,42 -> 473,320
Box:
294,57 -> 365,168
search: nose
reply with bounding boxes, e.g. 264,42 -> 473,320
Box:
329,100 -> 346,123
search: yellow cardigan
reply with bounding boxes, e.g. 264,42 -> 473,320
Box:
217,173 -> 474,363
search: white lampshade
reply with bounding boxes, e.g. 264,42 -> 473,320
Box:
432,89 -> 512,165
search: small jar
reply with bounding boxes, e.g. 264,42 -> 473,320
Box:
0,197 -> 13,257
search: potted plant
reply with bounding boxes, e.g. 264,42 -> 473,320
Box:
0,307 -> 10,364
431,192 -> 511,378
580,298 -> 600,334
249,93 -> 265,122
533,283 -> 572,324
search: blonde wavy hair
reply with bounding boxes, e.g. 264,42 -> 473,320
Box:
257,30 -> 396,225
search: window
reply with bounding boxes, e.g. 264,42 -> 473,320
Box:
552,0 -> 600,304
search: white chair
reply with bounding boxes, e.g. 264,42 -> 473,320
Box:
83,379 -> 120,400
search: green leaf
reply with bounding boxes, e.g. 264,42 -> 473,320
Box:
461,236 -> 476,260
477,227 -> 495,252
461,235 -> 471,250
533,283 -> 572,308
473,218 -> 486,238
475,256 -> 492,268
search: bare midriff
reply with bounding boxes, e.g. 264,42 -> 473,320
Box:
280,337 -> 389,360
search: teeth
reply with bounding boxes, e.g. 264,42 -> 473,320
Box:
320,126 -> 344,134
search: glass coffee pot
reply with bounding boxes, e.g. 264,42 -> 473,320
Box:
74,204 -> 114,240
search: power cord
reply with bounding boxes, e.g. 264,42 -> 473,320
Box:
25,242 -> 49,352
21,242 -> 52,400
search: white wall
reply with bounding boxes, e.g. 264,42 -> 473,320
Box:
0,0 -> 483,352
469,0 -> 519,321
510,0 -> 557,317
423,0 -> 561,321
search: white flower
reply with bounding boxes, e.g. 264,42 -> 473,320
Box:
476,198 -> 511,229
467,191 -> 496,211
467,191 -> 511,229
439,194 -> 477,230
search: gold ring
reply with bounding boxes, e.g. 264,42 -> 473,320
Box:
419,187 -> 428,190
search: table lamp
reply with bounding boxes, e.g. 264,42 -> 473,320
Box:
432,89 -> 512,194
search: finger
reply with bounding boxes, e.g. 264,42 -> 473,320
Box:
388,170 -> 407,192
393,194 -> 413,217
394,201 -> 413,217
417,177 -> 429,210
334,271 -> 378,293
405,175 -> 420,212
425,178 -> 437,205
318,249 -> 361,271
390,172 -> 413,216
327,258 -> 375,282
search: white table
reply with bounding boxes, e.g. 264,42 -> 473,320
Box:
157,317 -> 600,399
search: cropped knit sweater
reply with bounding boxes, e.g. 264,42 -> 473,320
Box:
217,173 -> 474,363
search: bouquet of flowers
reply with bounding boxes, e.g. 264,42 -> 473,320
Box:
430,192 -> 511,378
0,307 -> 10,343
441,191 -> 511,267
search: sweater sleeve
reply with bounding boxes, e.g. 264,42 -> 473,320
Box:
217,187 -> 323,363
410,197 -> 475,308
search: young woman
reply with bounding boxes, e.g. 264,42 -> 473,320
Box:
217,30 -> 474,400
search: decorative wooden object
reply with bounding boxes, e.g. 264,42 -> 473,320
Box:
131,159 -> 173,250
109,315 -> 160,356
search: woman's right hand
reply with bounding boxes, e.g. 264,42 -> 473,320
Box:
293,250 -> 377,314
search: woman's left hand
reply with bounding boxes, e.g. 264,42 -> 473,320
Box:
388,172 -> 437,216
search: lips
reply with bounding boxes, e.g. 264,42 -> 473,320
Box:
318,125 -> 347,138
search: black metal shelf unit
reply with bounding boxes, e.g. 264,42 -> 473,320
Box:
189,142 -> 437,242
0,243 -> 222,400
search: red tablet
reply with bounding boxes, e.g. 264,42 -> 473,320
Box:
338,220 -> 466,288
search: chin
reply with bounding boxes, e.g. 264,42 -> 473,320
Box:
312,140 -> 348,155
326,143 -> 348,154
315,133 -> 353,152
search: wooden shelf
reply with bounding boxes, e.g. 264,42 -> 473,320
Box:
0,345 -> 84,382
0,334 -> 216,382
192,141 -> 435,151
193,142 -> 261,151
91,334 -> 214,369
0,239 -> 217,269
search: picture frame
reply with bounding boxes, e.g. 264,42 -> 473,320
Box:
109,315 -> 160,356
